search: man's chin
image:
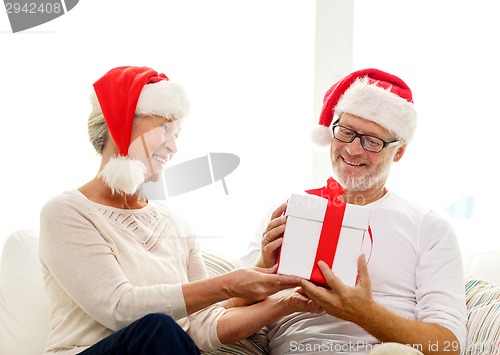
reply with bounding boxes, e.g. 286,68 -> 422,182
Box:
333,171 -> 371,192
340,180 -> 369,192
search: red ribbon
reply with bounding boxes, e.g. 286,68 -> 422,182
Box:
306,177 -> 346,285
309,200 -> 346,284
306,177 -> 345,202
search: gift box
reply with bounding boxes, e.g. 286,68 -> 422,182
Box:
277,192 -> 370,286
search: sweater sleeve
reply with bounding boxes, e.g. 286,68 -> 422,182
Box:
180,220 -> 226,351
39,195 -> 188,332
415,211 -> 467,350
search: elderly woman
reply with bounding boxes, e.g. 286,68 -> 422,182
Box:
39,66 -> 318,355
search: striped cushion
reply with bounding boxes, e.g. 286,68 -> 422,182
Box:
201,250 -> 269,355
202,249 -> 237,277
464,278 -> 500,354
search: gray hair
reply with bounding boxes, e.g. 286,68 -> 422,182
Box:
87,107 -> 148,155
87,104 -> 109,155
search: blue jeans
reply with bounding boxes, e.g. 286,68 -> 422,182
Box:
78,313 -> 200,355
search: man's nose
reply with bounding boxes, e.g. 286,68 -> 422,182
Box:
345,137 -> 365,155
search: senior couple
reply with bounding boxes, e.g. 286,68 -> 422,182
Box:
39,66 -> 466,355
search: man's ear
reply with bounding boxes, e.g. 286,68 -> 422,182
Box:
393,144 -> 407,162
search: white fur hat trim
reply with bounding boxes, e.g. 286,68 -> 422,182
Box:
136,80 -> 190,120
335,77 -> 417,143
98,156 -> 147,195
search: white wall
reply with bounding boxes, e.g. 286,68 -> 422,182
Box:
0,0 -> 316,256
351,0 -> 500,254
2,0 -> 499,258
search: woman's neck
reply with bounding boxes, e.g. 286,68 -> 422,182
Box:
78,178 -> 148,209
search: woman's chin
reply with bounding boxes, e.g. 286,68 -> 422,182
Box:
144,172 -> 162,183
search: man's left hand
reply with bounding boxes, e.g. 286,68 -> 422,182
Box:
300,254 -> 376,323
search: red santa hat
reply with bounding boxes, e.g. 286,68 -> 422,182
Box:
311,68 -> 417,146
91,66 -> 189,195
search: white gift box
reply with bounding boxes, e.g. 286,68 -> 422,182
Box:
277,193 -> 371,286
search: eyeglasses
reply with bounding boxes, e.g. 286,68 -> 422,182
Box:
332,124 -> 400,153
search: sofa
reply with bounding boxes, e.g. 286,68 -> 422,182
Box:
1,229 -> 499,355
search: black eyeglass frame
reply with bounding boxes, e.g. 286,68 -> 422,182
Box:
331,123 -> 400,153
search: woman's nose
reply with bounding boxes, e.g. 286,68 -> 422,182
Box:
164,135 -> 178,154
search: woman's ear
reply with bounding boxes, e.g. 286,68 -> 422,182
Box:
393,144 -> 407,162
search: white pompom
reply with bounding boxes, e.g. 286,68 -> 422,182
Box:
311,125 -> 333,147
98,156 -> 146,195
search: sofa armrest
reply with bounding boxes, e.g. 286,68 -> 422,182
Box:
463,250 -> 500,285
0,229 -> 49,355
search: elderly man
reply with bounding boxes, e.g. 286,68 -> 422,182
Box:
238,68 -> 467,355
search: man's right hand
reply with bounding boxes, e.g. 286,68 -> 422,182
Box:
257,201 -> 287,268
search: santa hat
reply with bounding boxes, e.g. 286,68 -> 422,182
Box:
311,68 -> 417,146
91,66 -> 189,195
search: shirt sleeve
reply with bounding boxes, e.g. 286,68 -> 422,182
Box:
415,211 -> 467,350
186,304 -> 226,351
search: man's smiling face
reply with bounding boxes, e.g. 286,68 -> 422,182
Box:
330,113 -> 405,192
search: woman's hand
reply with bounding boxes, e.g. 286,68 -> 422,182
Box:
218,287 -> 322,345
183,264 -> 300,314
257,202 -> 287,268
226,264 -> 301,303
274,287 -> 323,315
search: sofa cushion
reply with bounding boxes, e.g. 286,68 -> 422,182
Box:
464,277 -> 500,354
0,229 -> 49,355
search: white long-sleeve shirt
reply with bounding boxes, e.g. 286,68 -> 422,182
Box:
39,190 -> 225,354
238,191 -> 467,355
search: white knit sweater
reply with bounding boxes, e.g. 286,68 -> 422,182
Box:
39,190 -> 225,354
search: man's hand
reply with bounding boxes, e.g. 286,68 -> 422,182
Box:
257,202 -> 287,268
300,254 -> 461,355
300,254 -> 375,323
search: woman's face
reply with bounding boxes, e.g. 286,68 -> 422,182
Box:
127,115 -> 181,182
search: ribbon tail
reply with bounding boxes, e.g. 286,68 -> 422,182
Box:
310,201 -> 346,284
